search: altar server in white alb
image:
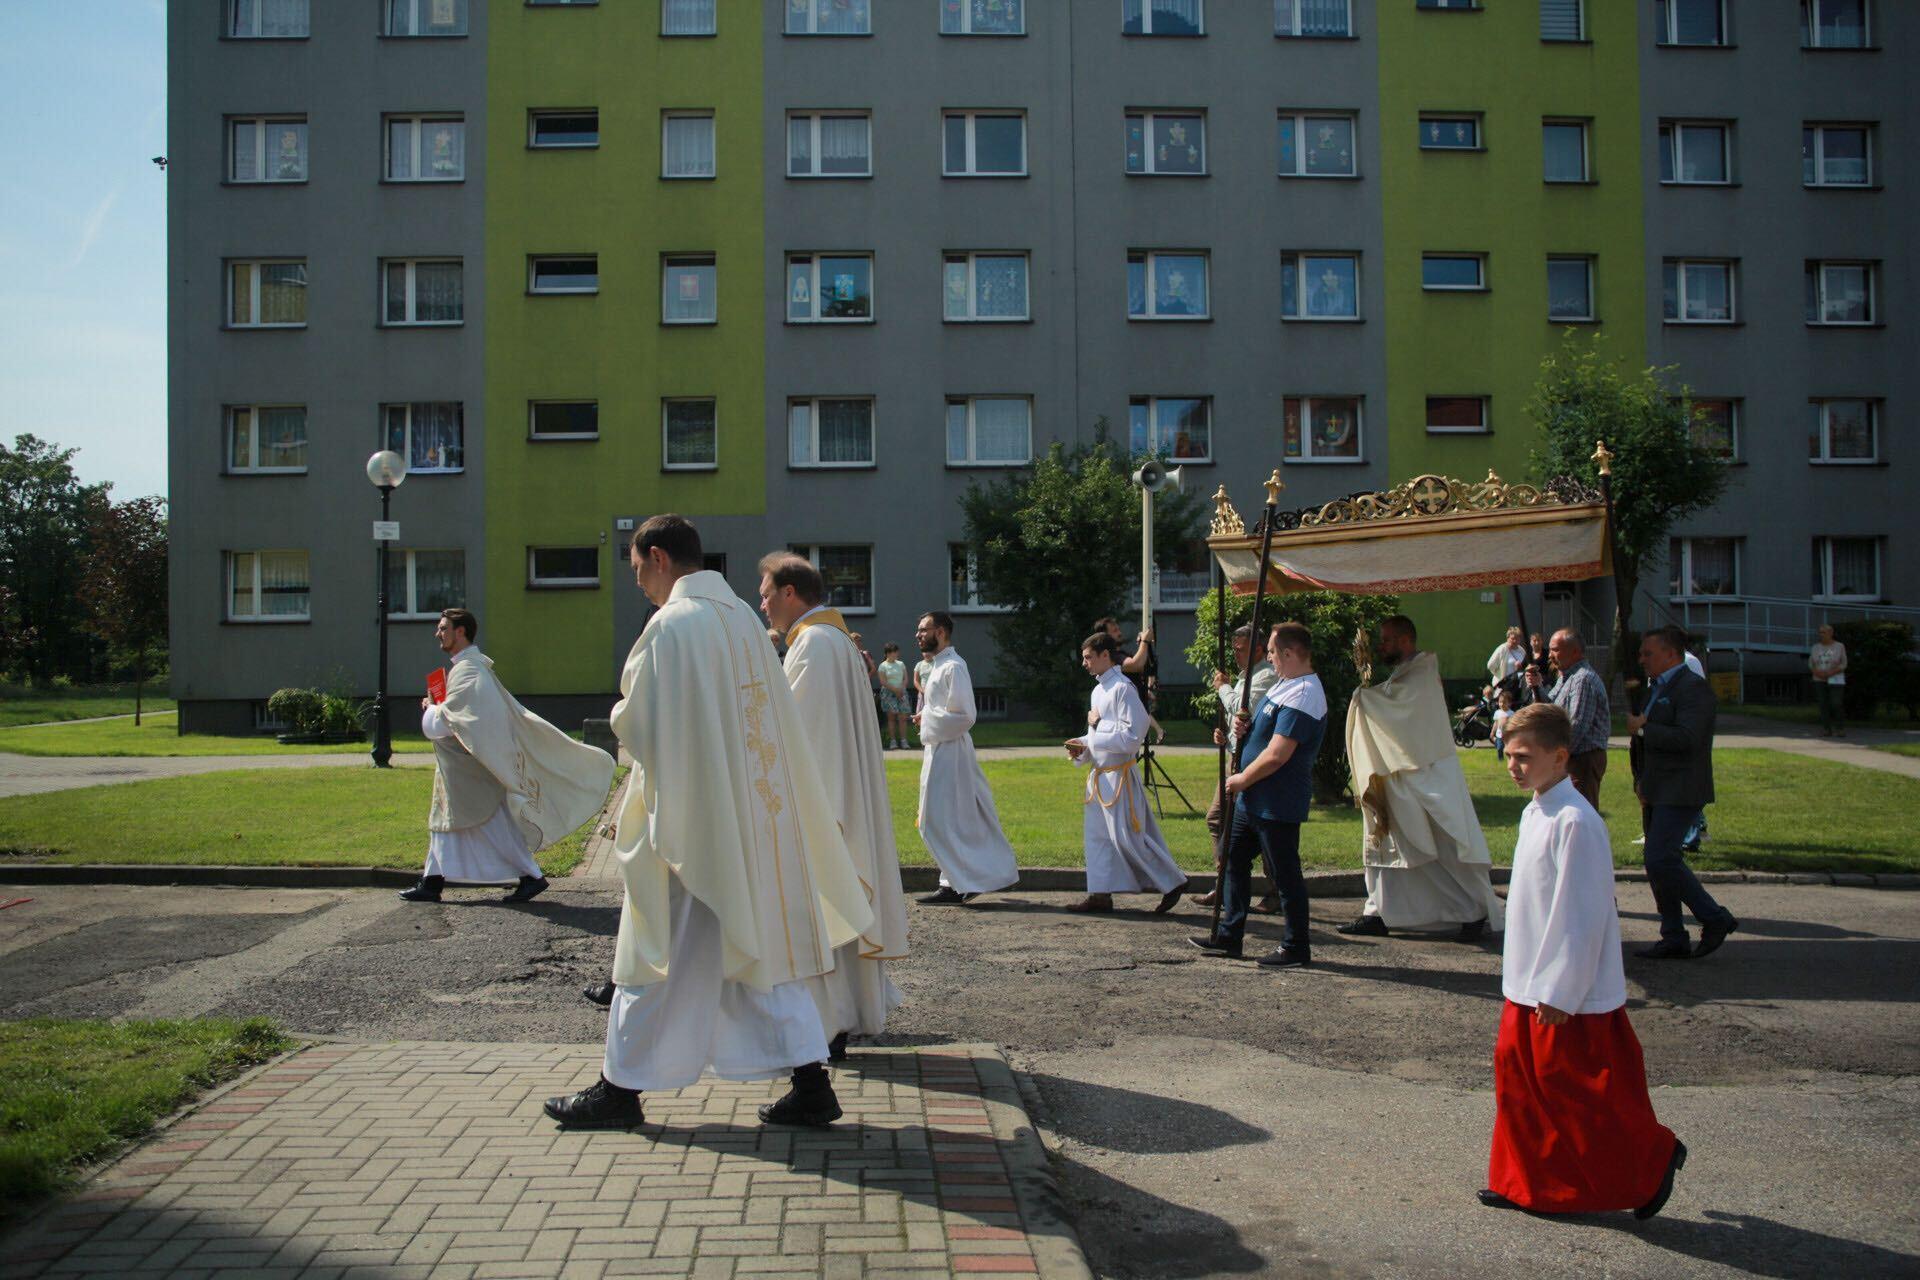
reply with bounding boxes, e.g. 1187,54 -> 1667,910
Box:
401,608 -> 615,904
1341,614 -> 1504,940
1063,631 -> 1189,914
757,552 -> 909,1060
911,611 -> 1020,905
544,516 -> 874,1130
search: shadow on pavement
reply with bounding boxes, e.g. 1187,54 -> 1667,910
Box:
1021,1073 -> 1270,1155
1592,1209 -> 1920,1279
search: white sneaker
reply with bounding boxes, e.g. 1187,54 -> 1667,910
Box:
1631,835 -> 1646,845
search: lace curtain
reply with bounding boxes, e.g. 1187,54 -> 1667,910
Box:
971,398 -> 1030,462
259,551 -> 310,617
666,403 -> 717,465
664,261 -> 716,323
1127,0 -> 1202,34
663,116 -> 715,177
413,262 -> 463,323
817,400 -> 872,463
257,407 -> 307,469
235,0 -> 310,36
972,256 -> 1026,318
663,0 -> 716,34
258,263 -> 307,324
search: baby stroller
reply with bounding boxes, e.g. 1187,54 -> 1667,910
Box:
1454,674 -> 1522,748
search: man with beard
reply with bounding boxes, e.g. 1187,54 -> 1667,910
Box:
911,611 -> 1020,905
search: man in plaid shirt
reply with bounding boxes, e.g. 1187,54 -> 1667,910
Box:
1524,629 -> 1612,809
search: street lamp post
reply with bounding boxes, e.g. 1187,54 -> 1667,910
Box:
366,450 -> 409,767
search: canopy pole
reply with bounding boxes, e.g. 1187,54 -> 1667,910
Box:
1212,470 -> 1284,938
1592,440 -> 1635,693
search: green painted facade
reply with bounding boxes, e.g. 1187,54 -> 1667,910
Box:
483,0 -> 765,694
1376,2 -> 1645,676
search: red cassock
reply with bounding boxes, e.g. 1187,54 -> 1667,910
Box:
1487,1000 -> 1677,1213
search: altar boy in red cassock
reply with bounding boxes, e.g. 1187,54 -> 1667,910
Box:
1481,702 -> 1686,1219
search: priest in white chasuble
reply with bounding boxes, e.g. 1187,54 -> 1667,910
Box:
911,611 -> 1020,905
1063,631 -> 1189,913
545,516 -> 874,1131
757,553 -> 909,1060
1341,614 -> 1504,940
402,607 -> 615,905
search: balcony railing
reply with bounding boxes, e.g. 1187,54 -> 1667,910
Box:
1666,594 -> 1920,654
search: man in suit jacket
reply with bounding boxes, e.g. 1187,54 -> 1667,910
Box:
1627,626 -> 1738,960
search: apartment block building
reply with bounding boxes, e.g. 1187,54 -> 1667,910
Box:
169,0 -> 1914,731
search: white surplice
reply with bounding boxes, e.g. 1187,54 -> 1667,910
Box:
781,606 -> 909,1040
1504,777 -> 1625,1016
603,571 -> 874,1089
1347,651 -> 1504,930
915,647 -> 1020,894
1069,667 -> 1187,895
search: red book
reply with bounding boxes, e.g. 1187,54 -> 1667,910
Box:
427,669 -> 448,705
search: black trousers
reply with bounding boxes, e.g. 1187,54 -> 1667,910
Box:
1219,809 -> 1310,954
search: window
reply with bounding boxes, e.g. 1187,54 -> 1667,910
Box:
1275,0 -> 1351,37
1658,122 -> 1729,183
787,254 -> 873,322
1802,0 -> 1868,47
1804,125 -> 1871,186
229,117 -> 307,183
529,111 -> 599,149
663,255 -> 717,324
386,550 -> 466,620
1662,259 -> 1734,323
386,116 -> 465,181
1278,113 -> 1357,176
786,0 -> 871,34
228,406 -> 308,473
1418,0 -> 1480,8
944,0 -> 1024,34
1540,0 -> 1583,39
228,0 -> 308,37
1281,252 -> 1360,320
385,0 -> 467,35
1655,0 -> 1725,45
1421,254 -> 1485,291
528,547 -> 599,588
1125,112 -> 1206,175
1131,542 -> 1212,610
1547,256 -> 1594,320
663,399 -> 718,469
1128,252 -> 1209,319
227,551 -> 309,621
944,112 -> 1026,176
790,546 -> 874,611
949,545 -> 1005,610
944,252 -> 1030,321
1805,261 -> 1876,325
662,112 -> 715,178
1668,538 -> 1740,597
1809,400 -> 1878,463
1426,397 -> 1488,434
946,397 -> 1033,466
789,398 -> 876,467
530,255 -> 599,294
1542,120 -> 1589,182
382,259 -> 463,325
383,403 -> 465,473
1419,115 -> 1481,150
1124,0 -> 1204,35
1812,537 -> 1881,601
1283,397 -> 1363,461
1128,396 -> 1212,462
529,401 -> 599,440
227,260 -> 307,328
663,0 -> 716,34
787,113 -> 872,177
528,0 -> 600,6
1689,398 -> 1739,460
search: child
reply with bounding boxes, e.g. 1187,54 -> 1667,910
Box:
1491,687 -> 1516,759
1481,703 -> 1686,1219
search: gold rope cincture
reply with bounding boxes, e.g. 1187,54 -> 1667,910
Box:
1085,760 -> 1143,833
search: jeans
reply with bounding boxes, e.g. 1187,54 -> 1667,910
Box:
1815,681 -> 1843,731
1642,803 -> 1732,943
1207,777 -> 1278,886
1219,809 -> 1309,954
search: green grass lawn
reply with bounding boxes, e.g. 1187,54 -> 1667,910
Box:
0,684 -> 176,729
0,1018 -> 292,1220
966,718 -> 1215,749
1873,743 -> 1920,759
0,712 -> 431,758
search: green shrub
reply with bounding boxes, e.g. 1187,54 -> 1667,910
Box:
1833,621 -> 1917,721
265,688 -> 325,734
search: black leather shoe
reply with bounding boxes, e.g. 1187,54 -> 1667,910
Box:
399,875 -> 444,903
758,1068 -> 842,1127
1636,939 -> 1694,960
503,875 -> 548,903
1187,934 -> 1242,959
1154,881 -> 1191,915
1256,949 -> 1312,969
544,1077 -> 643,1129
828,1031 -> 849,1063
1693,917 -> 1738,959
1457,918 -> 1488,942
1476,1189 -> 1522,1210
918,887 -> 966,905
1337,914 -> 1388,937
1635,1140 -> 1688,1220
959,892 -> 983,904
582,981 -> 615,1008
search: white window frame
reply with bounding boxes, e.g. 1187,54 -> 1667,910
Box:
1689,398 -> 1740,461
1418,115 -> 1482,150
1804,124 -> 1873,187
1542,118 -> 1590,182
948,544 -> 1011,613
945,396 -> 1034,467
1656,0 -> 1726,45
227,405 -> 309,474
785,0 -> 871,35
1283,395 -> 1365,463
384,115 -> 465,182
786,112 -> 873,178
228,116 -> 307,183
788,397 -> 877,469
228,0 -> 308,37
1420,253 -> 1486,292
791,544 -> 876,615
1128,395 -> 1214,464
1803,0 -> 1870,48
786,253 -> 875,324
385,0 -> 467,35
1812,536 -> 1882,603
1280,252 -> 1362,321
661,111 -> 716,179
1547,255 -> 1595,321
386,549 -> 466,621
1277,111 -> 1359,178
1807,260 -> 1876,326
381,258 -> 464,327
1274,0 -> 1351,37
1425,396 -> 1489,435
1125,0 -> 1206,36
943,111 -> 1028,177
1809,399 -> 1879,464
1659,121 -> 1731,185
528,400 -> 599,441
1669,537 -> 1741,599
225,550 -> 310,622
527,547 -> 601,589
1124,110 -> 1207,176
943,251 -> 1031,322
1128,250 -> 1211,320
661,254 -> 717,325
661,0 -> 717,35
662,398 -> 719,471
382,402 -> 465,474
1540,0 -> 1585,41
226,259 -> 308,329
528,110 -> 600,149
528,255 -> 600,295
1664,259 -> 1736,324
944,0 -> 1025,34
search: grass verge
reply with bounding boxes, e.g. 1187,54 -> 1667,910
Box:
1872,743 -> 1920,759
0,686 -> 177,729
1722,704 -> 1919,731
0,1018 -> 292,1221
0,713 -> 431,758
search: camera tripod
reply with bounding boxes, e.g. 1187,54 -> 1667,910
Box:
1138,736 -> 1196,818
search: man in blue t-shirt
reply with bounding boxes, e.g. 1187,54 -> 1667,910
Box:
1190,621 -> 1328,968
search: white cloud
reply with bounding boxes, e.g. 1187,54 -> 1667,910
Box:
69,184 -> 124,269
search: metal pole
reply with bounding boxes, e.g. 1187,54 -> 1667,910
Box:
372,486 -> 393,768
1592,440 -> 1636,693
1209,552 -> 1228,923
1141,485 -> 1154,639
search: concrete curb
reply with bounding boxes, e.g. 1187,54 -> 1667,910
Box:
971,1047 -> 1096,1280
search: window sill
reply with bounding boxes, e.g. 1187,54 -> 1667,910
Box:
529,434 -> 600,443
788,463 -> 878,472
1551,316 -> 1601,325
380,177 -> 467,185
377,33 -> 469,40
1662,320 -> 1742,328
950,606 -> 1015,615
786,318 -> 876,326
1545,179 -> 1598,187
1421,287 -> 1489,295
1120,32 -> 1209,39
527,143 -> 601,152
1655,42 -> 1737,50
1805,183 -> 1883,192
223,180 -> 309,188
1659,181 -> 1740,188
1541,38 -> 1592,45
1806,322 -> 1885,330
1125,171 -> 1210,179
1801,45 -> 1880,53
946,461 -> 1033,469
1283,457 -> 1367,465
1419,147 -> 1487,154
405,468 -> 465,476
381,322 -> 466,329
219,35 -> 310,42
526,581 -> 602,591
663,320 -> 720,327
1809,459 -> 1886,467
663,463 -> 719,472
1128,315 -> 1213,323
226,469 -> 309,477
1274,34 -> 1359,41
225,325 -> 308,332
661,31 -> 718,39
1281,316 -> 1364,324
1278,172 -> 1362,181
1812,596 -> 1887,606
661,174 -> 718,182
942,173 -> 1032,180
1426,429 -> 1491,437
943,317 -> 1034,325
387,614 -> 449,623
223,617 -> 311,626
787,173 -> 875,181
527,290 -> 600,297
940,31 -> 1028,39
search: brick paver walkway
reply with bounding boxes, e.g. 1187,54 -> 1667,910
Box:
2,1042 -> 1090,1280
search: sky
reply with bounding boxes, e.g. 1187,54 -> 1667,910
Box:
0,4 -> 168,499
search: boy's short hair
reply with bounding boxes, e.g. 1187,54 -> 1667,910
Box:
632,514 -> 703,568
439,607 -> 477,641
1082,632 -> 1121,659
1270,621 -> 1313,658
1504,702 -> 1572,752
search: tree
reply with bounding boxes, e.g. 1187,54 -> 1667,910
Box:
959,432 -> 1206,732
79,494 -> 169,724
0,435 -> 109,684
1527,332 -> 1730,682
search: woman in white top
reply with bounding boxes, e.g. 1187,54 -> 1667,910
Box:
1809,625 -> 1848,737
